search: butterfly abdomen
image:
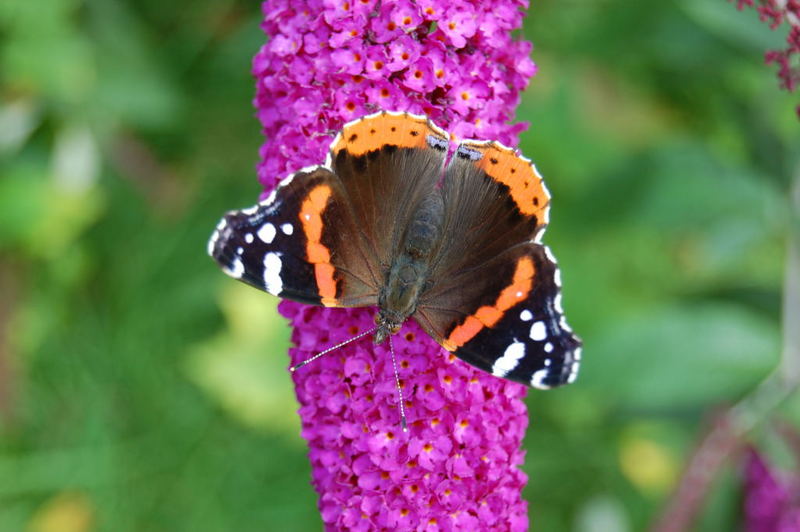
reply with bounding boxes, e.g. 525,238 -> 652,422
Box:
403,192 -> 444,259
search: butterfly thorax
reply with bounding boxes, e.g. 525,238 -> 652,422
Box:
374,192 -> 444,344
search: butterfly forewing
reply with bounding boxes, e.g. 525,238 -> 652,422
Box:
330,112 -> 449,270
427,140 -> 550,279
208,166 -> 379,307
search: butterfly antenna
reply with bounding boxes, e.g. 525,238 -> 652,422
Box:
388,334 -> 408,432
290,326 -> 377,372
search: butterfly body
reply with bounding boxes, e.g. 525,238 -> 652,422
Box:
375,190 -> 444,344
209,111 -> 581,389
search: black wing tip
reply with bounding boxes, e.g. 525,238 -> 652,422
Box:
534,338 -> 582,389
208,208 -> 268,285
208,213 -> 243,278
500,329 -> 582,390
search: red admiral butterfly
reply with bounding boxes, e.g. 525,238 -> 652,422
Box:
209,111 -> 581,389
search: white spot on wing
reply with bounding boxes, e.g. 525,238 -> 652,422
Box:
258,223 -> 277,244
281,223 -> 293,235
207,233 -> 218,256
260,190 -> 277,206
263,252 -> 283,295
554,293 -> 564,313
245,233 -> 254,244
491,340 -> 526,378
529,321 -> 547,342
554,269 -> 562,287
568,361 -> 579,383
544,342 -> 554,353
241,205 -> 258,215
520,310 -> 533,321
224,257 -> 244,279
208,218 -> 227,256
296,165 -> 323,176
278,173 -> 296,188
531,368 -> 552,389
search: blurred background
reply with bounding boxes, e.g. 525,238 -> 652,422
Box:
1,0 -> 798,530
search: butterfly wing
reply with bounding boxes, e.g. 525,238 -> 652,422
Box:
428,140 -> 550,276
415,243 -> 581,388
209,111 -> 450,308
415,140 -> 580,388
209,166 -> 380,307
328,111 -> 449,271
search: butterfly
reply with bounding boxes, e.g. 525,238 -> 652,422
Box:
208,111 -> 581,390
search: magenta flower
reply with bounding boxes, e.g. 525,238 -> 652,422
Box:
386,35 -> 422,72
733,0 -> 800,117
439,5 -> 478,48
401,57 -> 436,93
743,447 -> 800,532
255,0 -> 537,529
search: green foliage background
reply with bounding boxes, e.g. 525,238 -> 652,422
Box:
1,0 -> 798,530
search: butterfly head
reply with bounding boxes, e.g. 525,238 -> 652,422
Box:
373,312 -> 403,345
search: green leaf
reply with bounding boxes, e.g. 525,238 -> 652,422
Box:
581,303 -> 780,410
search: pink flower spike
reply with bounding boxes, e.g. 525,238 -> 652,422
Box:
254,0 -> 539,528
743,446 -> 800,532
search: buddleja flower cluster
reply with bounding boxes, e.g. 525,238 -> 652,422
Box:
734,0 -> 800,117
743,447 -> 800,531
252,1 -> 537,530
254,0 -> 536,185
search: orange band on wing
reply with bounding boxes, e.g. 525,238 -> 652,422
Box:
467,142 -> 549,218
332,112 -> 447,157
299,185 -> 339,307
442,256 -> 535,351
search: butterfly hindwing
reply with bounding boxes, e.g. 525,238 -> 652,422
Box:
208,166 -> 379,307
415,242 -> 580,389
